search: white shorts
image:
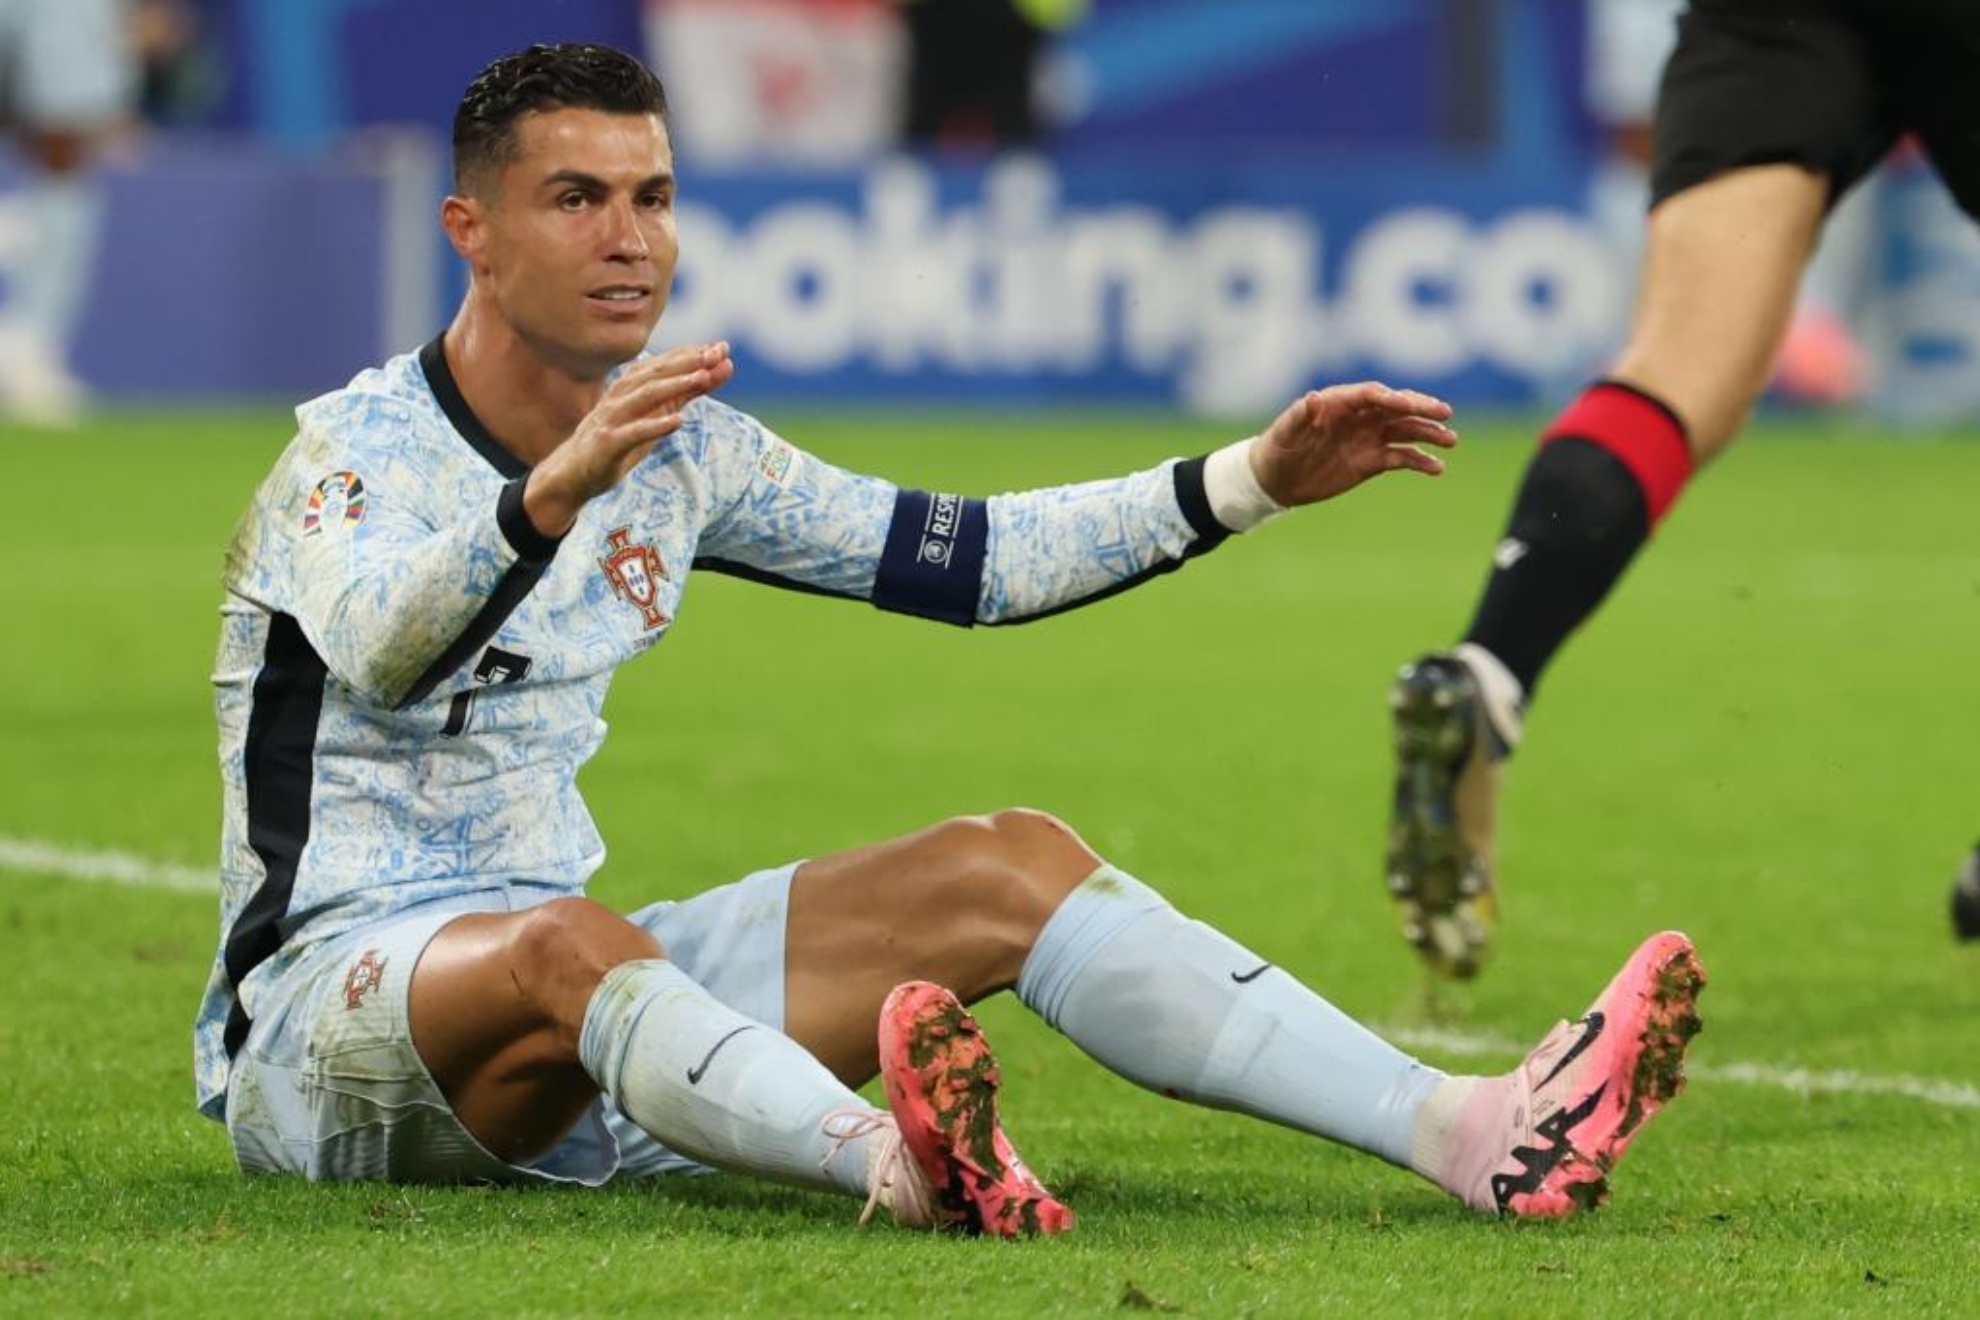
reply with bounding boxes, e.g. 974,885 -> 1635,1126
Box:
0,0 -> 136,128
225,864 -> 798,1184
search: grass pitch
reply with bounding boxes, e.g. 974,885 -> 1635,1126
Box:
2,405 -> 1976,1315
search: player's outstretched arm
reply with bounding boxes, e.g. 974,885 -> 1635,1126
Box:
687,377 -> 1457,631
1250,381 -> 1456,508
523,341 -> 736,537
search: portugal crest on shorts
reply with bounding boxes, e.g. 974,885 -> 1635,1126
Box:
599,526 -> 670,629
343,949 -> 387,1010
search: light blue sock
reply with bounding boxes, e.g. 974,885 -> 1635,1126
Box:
1017,867 -> 1445,1168
579,959 -> 877,1196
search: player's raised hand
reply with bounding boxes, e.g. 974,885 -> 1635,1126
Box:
1251,381 -> 1456,507
525,342 -> 735,535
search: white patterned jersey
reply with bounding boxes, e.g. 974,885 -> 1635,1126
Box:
194,338 -> 1236,1118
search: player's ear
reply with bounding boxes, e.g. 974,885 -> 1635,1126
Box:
441,194 -> 487,265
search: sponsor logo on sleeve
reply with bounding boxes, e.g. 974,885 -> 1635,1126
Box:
302,471 -> 368,537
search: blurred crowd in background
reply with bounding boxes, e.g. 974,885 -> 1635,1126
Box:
0,0 -> 1971,422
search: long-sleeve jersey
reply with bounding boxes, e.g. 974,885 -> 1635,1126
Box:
194,338 -> 1238,1119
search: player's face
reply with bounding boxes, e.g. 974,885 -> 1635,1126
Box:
477,108 -> 678,376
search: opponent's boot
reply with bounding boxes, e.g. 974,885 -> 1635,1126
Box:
1430,930 -> 1706,1217
1386,645 -> 1521,978
1952,843 -> 1980,942
876,981 -> 1074,1236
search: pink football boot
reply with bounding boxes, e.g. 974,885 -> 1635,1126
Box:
1438,930 -> 1706,1217
877,981 -> 1074,1236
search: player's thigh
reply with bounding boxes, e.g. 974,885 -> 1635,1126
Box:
1623,3 -> 1893,455
225,895 -> 613,1184
1617,166 -> 1829,458
780,810 -> 1099,1082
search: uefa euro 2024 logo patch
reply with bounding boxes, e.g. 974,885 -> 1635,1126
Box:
302,471 -> 368,537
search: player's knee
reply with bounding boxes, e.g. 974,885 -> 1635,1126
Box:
929,807 -> 1100,926
990,805 -> 1092,853
507,897 -> 664,1004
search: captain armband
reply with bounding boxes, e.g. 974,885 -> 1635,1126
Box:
872,489 -> 988,626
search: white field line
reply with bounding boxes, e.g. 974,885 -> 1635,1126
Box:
0,834 -> 216,894
2,833 -> 1975,1112
1383,1025 -> 1980,1111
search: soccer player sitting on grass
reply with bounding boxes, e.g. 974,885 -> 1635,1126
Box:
195,42 -> 1706,1234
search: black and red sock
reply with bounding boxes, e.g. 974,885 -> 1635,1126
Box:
1461,380 -> 1694,694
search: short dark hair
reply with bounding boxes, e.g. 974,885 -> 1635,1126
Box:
452,43 -> 669,194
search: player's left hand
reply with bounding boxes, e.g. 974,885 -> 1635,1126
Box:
1252,381 -> 1456,507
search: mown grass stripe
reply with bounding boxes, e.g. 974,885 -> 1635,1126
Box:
4,832 -> 1974,1112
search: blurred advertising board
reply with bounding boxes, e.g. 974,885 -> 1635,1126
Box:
658,155 -> 1626,412
3,2 -> 1977,416
0,143 -> 1622,410
0,134 -> 441,401
12,144 -> 1980,418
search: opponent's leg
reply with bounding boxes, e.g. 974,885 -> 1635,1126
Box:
1387,164 -> 1828,978
1952,845 -> 1980,942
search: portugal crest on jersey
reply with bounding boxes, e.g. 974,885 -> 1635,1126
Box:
599,526 -> 670,629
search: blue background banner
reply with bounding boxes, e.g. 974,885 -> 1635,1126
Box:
1,1 -> 1975,417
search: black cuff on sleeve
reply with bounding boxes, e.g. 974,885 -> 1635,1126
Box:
496,477 -> 564,563
1171,455 -> 1231,550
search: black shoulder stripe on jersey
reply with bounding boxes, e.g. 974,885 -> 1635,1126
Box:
419,335 -> 528,480
222,612 -> 327,1059
982,456 -> 1230,626
396,517 -> 556,710
691,556 -> 862,603
872,489 -> 989,627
